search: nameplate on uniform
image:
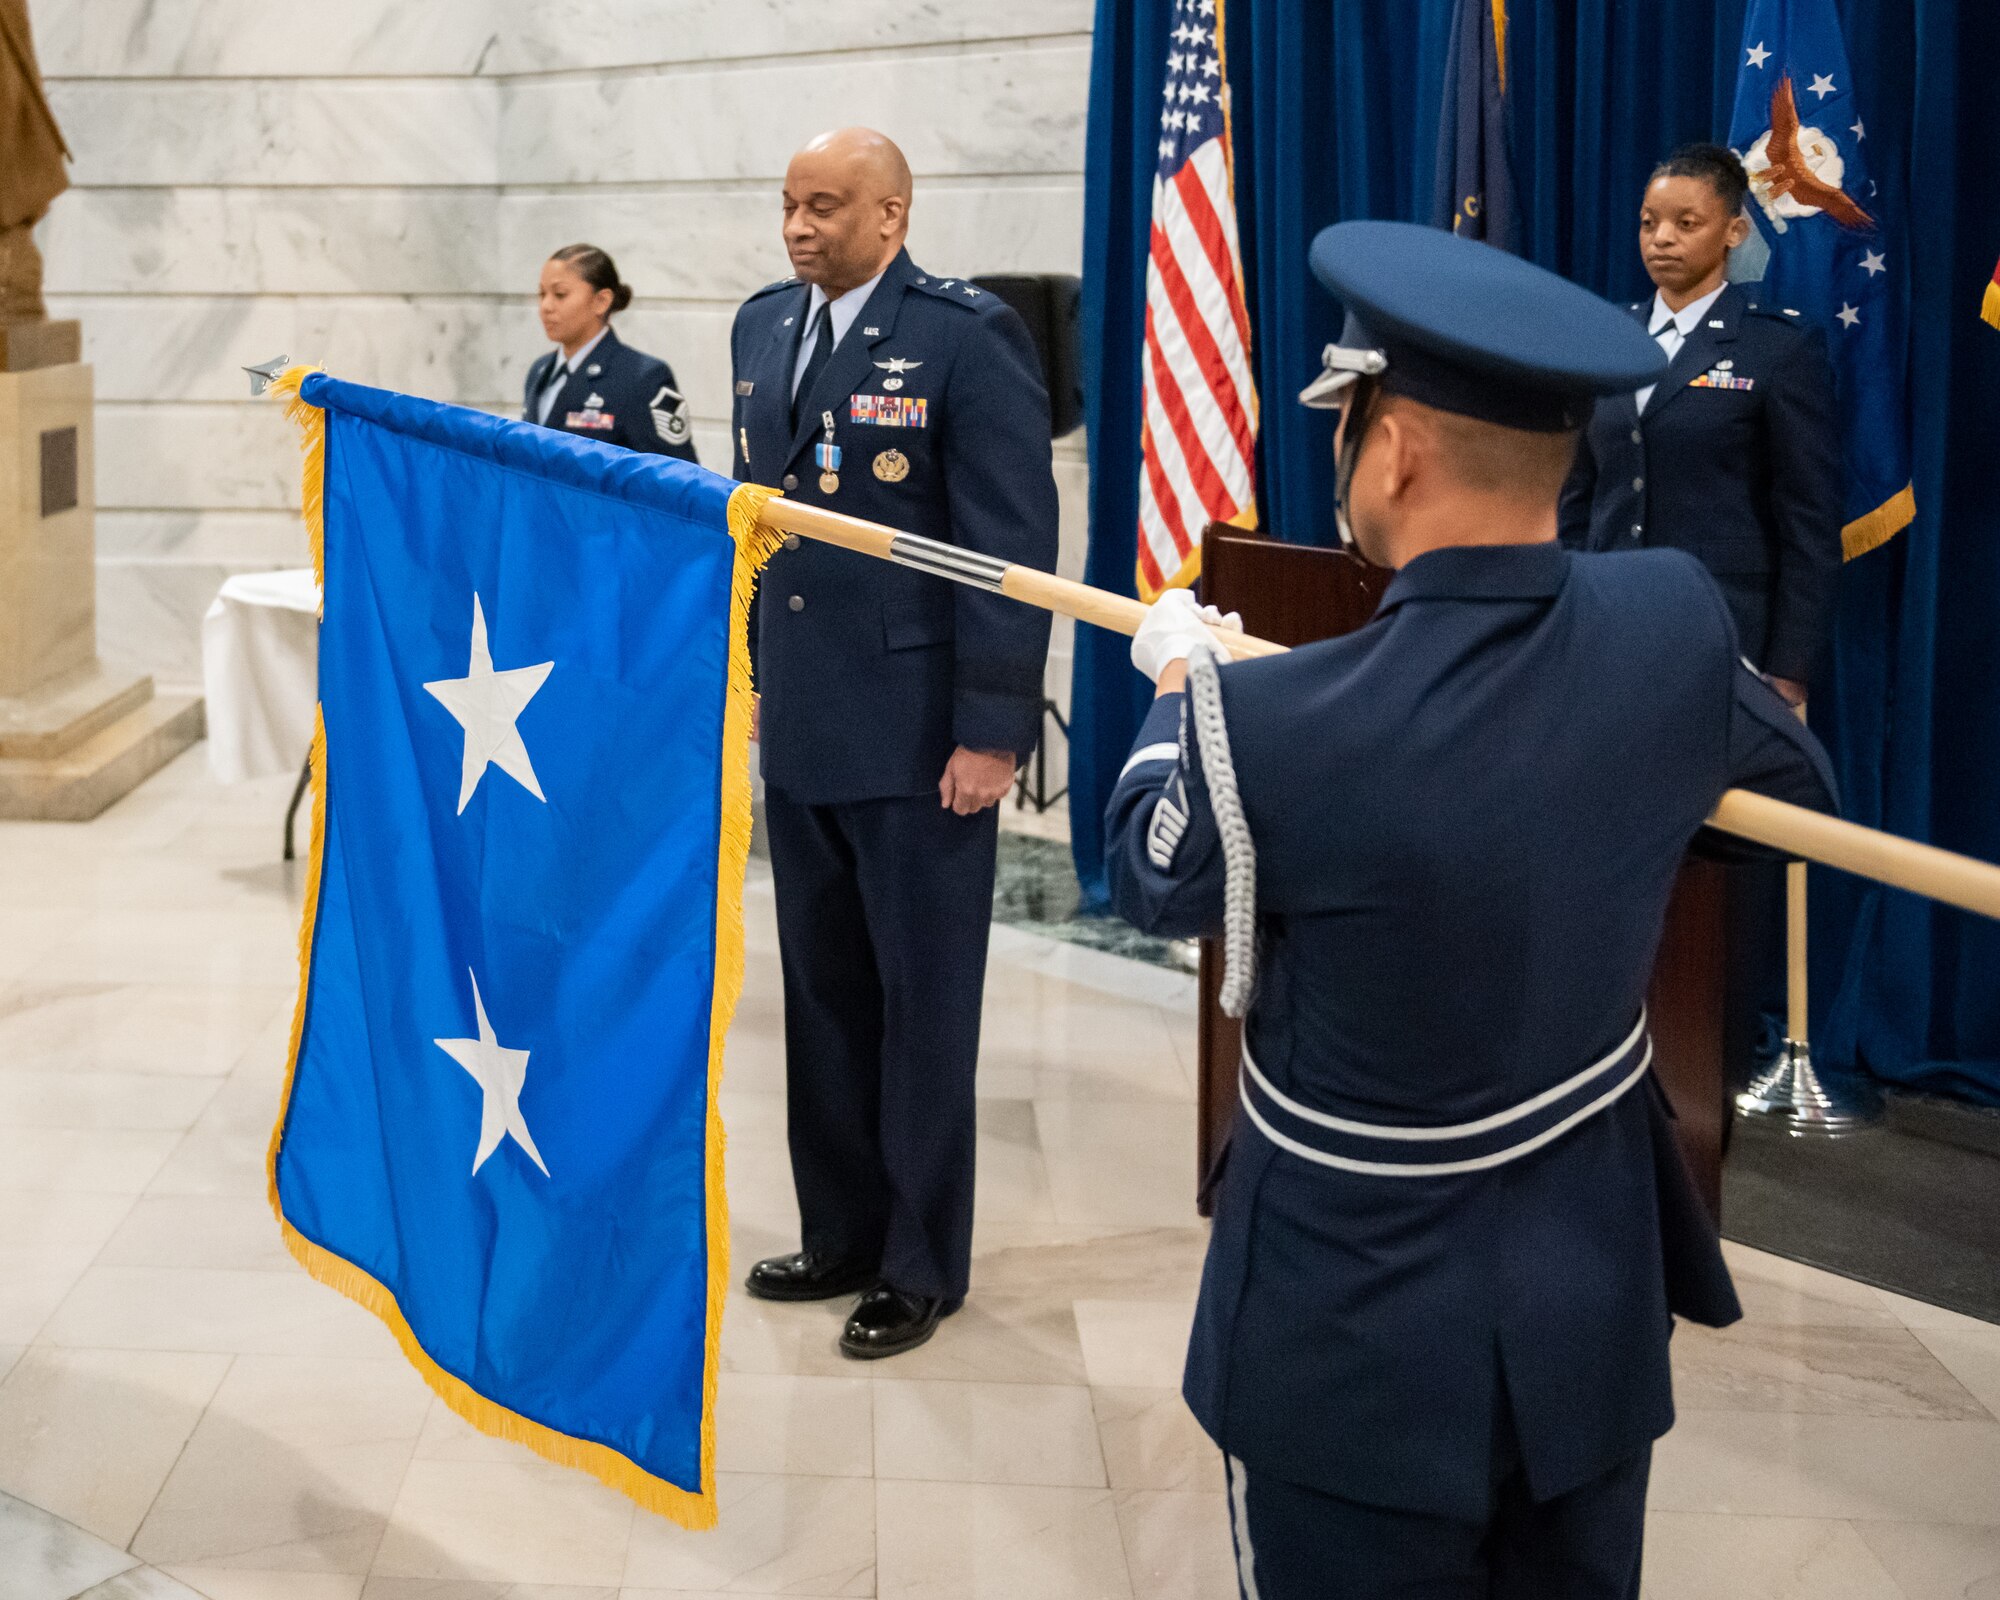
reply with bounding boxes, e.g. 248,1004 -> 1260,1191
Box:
1687,370 -> 1755,391
849,395 -> 929,428
735,380 -> 755,396
565,409 -> 616,430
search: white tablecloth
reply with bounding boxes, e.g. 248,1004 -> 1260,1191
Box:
201,568 -> 320,783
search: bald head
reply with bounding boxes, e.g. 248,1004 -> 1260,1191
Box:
782,127 -> 912,293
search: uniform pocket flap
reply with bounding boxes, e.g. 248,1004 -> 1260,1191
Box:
882,599 -> 952,651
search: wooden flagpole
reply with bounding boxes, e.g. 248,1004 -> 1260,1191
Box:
754,496 -> 2000,925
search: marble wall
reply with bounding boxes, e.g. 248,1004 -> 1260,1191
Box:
33,0 -> 1093,772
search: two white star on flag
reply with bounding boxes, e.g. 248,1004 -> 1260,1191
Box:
434,969 -> 549,1177
1746,41 -> 1771,68
423,594 -> 554,815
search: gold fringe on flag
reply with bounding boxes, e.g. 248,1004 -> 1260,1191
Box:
262,369 -> 782,1529
1982,272 -> 2000,331
1842,481 -> 1916,561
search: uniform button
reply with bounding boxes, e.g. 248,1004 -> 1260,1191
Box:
1630,523 -> 1643,540
1632,476 -> 1644,493
1630,428 -> 1643,445
787,594 -> 805,612
783,534 -> 800,551
782,473 -> 798,491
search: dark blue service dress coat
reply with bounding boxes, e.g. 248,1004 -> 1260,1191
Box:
1106,543 -> 1837,1521
1558,284 -> 1841,684
732,248 -> 1058,801
523,326 -> 698,463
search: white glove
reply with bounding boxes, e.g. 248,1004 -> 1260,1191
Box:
1129,589 -> 1244,683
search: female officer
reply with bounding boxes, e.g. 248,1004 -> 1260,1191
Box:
1558,143 -> 1840,706
524,243 -> 698,463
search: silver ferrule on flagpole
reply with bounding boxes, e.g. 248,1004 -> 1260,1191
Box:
886,531 -> 1010,593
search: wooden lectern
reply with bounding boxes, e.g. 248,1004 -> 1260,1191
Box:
1193,524 -> 1729,1220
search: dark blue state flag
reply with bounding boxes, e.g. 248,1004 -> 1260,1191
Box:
1728,0 -> 1914,557
1432,0 -> 1519,250
265,369 -> 779,1527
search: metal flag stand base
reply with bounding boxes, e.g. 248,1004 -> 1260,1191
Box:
1736,1038 -> 1882,1135
1735,853 -> 1883,1136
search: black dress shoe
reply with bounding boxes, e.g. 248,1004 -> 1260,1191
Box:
744,1250 -> 877,1302
838,1285 -> 962,1360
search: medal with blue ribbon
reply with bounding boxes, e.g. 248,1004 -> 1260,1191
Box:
816,410 -> 841,494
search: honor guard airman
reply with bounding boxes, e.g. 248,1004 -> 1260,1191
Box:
1107,222 -> 1837,1598
525,244 -> 698,464
734,129 -> 1058,1359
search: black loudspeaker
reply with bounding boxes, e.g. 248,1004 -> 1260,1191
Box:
970,273 -> 1084,439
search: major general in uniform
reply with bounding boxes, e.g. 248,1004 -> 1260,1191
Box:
1108,223 -> 1837,1597
733,128 -> 1058,1358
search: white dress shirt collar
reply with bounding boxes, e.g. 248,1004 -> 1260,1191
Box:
807,267 -> 889,346
536,327 -> 609,423
1647,283 -> 1727,340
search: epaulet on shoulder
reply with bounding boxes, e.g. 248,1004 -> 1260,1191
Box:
746,275 -> 799,301
1744,300 -> 1808,326
911,273 -> 998,312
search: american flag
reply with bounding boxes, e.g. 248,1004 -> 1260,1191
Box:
1137,0 -> 1258,600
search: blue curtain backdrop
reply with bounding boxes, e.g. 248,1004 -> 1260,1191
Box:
1074,0 -> 2000,1101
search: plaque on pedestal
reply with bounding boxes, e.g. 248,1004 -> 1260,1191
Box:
0,350 -> 203,819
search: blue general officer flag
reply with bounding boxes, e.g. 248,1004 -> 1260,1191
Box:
266,369 -> 778,1527
1431,0 -> 1520,251
1728,0 -> 1914,557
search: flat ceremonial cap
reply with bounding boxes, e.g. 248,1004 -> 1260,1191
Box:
1302,220 -> 1667,432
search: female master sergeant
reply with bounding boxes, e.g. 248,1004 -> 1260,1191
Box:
524,243 -> 698,464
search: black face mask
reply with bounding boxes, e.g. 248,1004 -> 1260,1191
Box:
1333,377 -> 1385,565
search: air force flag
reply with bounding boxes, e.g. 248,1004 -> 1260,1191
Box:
1728,0 -> 1914,558
267,370 -> 778,1526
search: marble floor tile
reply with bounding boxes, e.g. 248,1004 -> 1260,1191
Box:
969,1099 -> 1058,1226
1091,1388 -> 1223,1493
0,1347 -> 19,1383
620,1473 -> 873,1594
0,1346 -> 231,1546
68,1566 -> 211,1600
858,1294 -> 1087,1387
0,1128 -> 184,1194
1650,1411 -> 2000,1524
716,1373 -> 875,1479
1669,1321 -> 1988,1418
0,1070 -> 223,1132
1640,1512 -> 1904,1600
0,911 -> 89,984
0,1191 -> 138,1344
162,1572 -> 366,1600
135,1355 -> 434,1573
23,907 -> 303,991
364,1582 -> 612,1600
716,1287 -> 857,1380
871,1378 -> 1106,1488
409,1399 -> 547,1470
1720,1243 -> 1905,1329
968,1223 -> 1209,1304
39,1266 -> 400,1358
373,1460 -> 635,1585
98,1194 -> 298,1273
1034,1102 -> 1194,1230
1910,1325 -> 2000,1420
1875,1286 -> 2000,1335
0,1489 -> 138,1600
0,981 -> 292,1078
1072,1302 -> 1195,1390
1849,1518 -> 2000,1600
874,1480 -> 1132,1600
1110,1489 -> 1234,1600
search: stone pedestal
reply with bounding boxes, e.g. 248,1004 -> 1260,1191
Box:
0,335 -> 202,820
